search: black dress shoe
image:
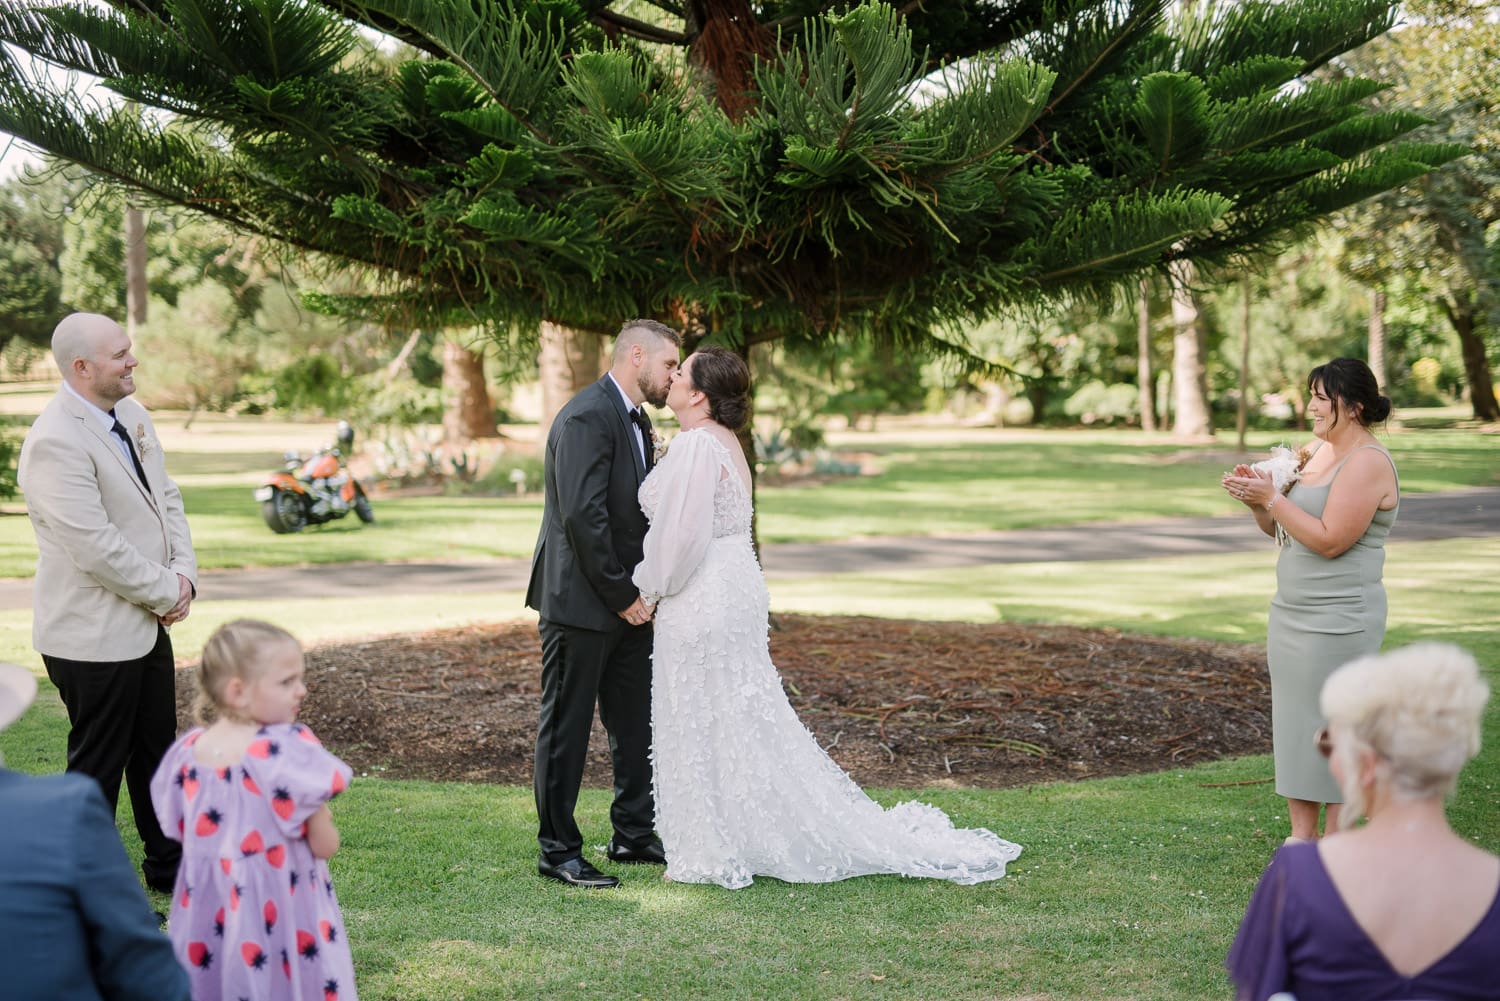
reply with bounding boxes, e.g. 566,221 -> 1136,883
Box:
144,874 -> 176,894
538,856 -> 620,888
607,836 -> 666,865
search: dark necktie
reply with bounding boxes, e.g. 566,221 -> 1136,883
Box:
108,411 -> 151,490
631,408 -> 654,470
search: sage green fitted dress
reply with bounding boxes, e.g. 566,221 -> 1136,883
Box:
1267,444 -> 1398,803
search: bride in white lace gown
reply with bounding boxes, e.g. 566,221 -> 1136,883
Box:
632,348 -> 1022,889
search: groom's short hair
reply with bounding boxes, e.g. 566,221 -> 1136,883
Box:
613,318 -> 681,363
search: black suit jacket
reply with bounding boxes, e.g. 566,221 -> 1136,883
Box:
526,376 -> 650,631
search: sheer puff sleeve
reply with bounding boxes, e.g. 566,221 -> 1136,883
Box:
150,728 -> 204,844
633,429 -> 722,604
241,723 -> 353,840
1226,846 -> 1300,1001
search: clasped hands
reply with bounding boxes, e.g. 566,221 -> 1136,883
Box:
160,572 -> 194,626
1221,464 -> 1273,509
619,595 -> 656,627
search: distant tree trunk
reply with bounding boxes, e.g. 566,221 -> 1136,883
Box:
1025,379 -> 1051,425
1368,288 -> 1387,391
124,204 -> 146,337
442,339 -> 498,441
1169,258 -> 1214,439
1237,273 -> 1251,451
1441,294 -> 1500,422
1137,277 -> 1157,431
537,321 -> 602,442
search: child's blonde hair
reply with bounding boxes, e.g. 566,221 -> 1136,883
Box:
194,619 -> 301,724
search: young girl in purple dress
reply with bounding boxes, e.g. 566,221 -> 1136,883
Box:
151,620 -> 357,1001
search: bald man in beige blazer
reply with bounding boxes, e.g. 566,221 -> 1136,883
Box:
18,312 -> 197,892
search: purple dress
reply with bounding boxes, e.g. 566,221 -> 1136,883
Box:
151,722 -> 357,1001
1227,842 -> 1500,1001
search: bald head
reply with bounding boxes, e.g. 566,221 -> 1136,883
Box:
52,312 -> 137,407
53,313 -> 118,373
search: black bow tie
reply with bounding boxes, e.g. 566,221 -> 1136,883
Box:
631,408 -> 652,432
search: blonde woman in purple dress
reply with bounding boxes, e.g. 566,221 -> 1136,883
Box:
151,620 -> 357,1000
1228,643 -> 1497,1001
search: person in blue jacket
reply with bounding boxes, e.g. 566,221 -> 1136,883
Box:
0,660 -> 189,1001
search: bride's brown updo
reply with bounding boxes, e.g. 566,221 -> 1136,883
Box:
689,346 -> 750,432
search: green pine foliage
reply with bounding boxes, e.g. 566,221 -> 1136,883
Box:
0,0 -> 1461,361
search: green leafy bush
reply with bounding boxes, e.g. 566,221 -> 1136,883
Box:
1063,381 -> 1139,426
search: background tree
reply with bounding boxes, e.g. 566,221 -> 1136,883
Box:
133,280 -> 252,424
0,0 -> 1458,424
0,170 -> 66,358
1335,0 -> 1500,420
56,175 -> 123,314
1137,277 -> 1159,431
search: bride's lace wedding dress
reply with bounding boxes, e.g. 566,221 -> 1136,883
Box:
633,428 -> 1022,889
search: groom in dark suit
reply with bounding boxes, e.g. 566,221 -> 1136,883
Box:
527,318 -> 681,887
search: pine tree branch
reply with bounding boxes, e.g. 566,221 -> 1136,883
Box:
590,8 -> 689,44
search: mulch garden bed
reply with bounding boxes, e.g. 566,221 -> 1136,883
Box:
176,615 -> 1272,789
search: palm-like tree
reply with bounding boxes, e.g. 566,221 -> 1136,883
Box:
0,0 -> 1459,379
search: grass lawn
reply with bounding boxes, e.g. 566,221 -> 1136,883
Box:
0,417 -> 1493,576
2,529 -> 1496,1000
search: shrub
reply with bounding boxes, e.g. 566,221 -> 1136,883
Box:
1063,381 -> 1139,425
0,431 -> 17,499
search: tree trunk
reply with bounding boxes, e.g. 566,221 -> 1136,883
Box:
1137,277 -> 1157,431
1237,273 -> 1251,451
537,321 -> 602,442
1441,296 -> 1500,422
1368,288 -> 1387,391
685,0 -> 776,121
1025,378 -> 1051,425
1168,258 -> 1214,439
441,339 -> 499,442
124,204 -> 147,337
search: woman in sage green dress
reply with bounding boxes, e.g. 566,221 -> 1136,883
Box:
1221,358 -> 1398,844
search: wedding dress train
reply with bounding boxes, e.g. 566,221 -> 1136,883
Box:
633,428 -> 1022,889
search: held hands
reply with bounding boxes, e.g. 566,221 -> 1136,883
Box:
160,573 -> 194,626
619,595 -> 655,627
1221,466 -> 1276,511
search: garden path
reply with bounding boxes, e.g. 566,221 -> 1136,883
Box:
0,487 -> 1492,608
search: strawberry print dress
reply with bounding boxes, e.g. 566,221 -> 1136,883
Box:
151,722 -> 357,1001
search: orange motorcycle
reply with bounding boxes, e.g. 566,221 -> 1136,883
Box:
253,421 -> 374,533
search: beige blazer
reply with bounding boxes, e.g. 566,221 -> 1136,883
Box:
18,390 -> 197,661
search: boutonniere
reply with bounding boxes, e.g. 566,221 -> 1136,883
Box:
134,422 -> 156,458
650,429 -> 667,464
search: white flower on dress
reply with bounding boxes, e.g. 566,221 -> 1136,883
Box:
134,422 -> 157,458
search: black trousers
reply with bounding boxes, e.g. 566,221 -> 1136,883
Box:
534,617 -> 655,863
42,625 -> 182,886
